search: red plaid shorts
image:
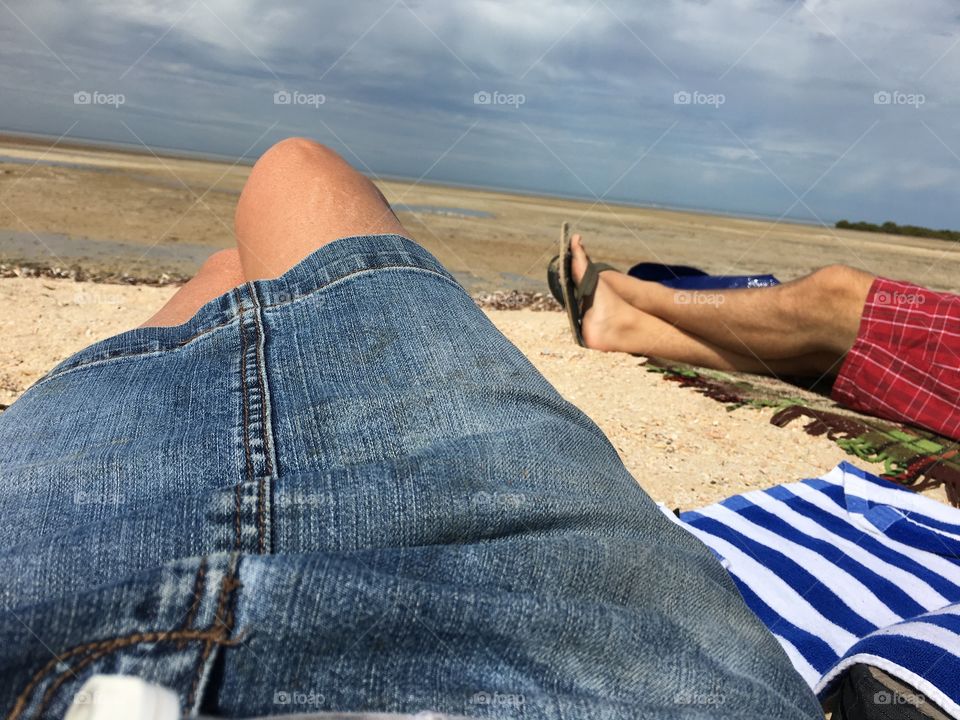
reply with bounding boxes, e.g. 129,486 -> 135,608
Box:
832,277 -> 960,441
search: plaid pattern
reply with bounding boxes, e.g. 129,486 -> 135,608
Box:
833,277 -> 960,441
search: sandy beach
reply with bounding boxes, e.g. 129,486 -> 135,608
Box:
1,134 -> 956,509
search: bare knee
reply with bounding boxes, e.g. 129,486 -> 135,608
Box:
194,248 -> 244,285
255,137 -> 342,172
200,248 -> 241,271
794,264 -> 875,353
240,138 -> 344,201
236,138 -> 348,231
808,264 -> 865,291
233,136 -> 406,280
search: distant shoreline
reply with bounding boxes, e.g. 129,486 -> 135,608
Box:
0,129 -> 826,230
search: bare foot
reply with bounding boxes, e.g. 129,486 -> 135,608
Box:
569,234 -> 635,351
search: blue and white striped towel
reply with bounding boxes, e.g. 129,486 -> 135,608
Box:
673,461 -> 960,715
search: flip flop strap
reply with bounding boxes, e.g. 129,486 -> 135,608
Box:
574,262 -> 617,304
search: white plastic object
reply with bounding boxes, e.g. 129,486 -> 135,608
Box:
63,675 -> 180,720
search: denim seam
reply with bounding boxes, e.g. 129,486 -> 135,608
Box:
29,317 -> 237,388
259,265 -> 467,312
236,288 -> 256,488
11,622 -> 241,720
26,266 -> 463,388
9,559 -> 241,719
187,561 -> 242,710
251,286 -> 274,479
233,483 -> 243,553
177,558 -> 208,647
249,283 -> 275,556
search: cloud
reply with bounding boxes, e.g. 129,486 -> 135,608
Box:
1,0 -> 959,226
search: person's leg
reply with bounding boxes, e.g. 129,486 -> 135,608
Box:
140,248 -> 245,327
234,137 -> 406,280
141,137 -> 407,327
580,276 -> 840,374
573,234 -> 873,368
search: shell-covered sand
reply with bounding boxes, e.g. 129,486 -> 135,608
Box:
3,276 -> 944,510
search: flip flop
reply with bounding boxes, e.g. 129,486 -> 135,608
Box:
547,223 -> 617,347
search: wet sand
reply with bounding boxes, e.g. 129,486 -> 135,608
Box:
2,134 -> 958,294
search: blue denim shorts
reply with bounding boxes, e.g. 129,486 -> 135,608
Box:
0,235 -> 819,719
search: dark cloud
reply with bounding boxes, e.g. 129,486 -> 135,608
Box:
1,0 -> 959,226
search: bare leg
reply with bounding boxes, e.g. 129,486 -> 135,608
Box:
599,250 -> 873,359
572,235 -> 869,375
141,249 -> 245,327
234,137 -> 406,280
142,138 -> 407,327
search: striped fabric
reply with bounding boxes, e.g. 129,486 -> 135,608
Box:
674,462 -> 960,716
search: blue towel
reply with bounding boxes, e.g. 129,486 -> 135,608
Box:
627,261 -> 780,289
672,462 -> 960,716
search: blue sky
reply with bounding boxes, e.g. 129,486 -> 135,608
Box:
2,0 -> 960,226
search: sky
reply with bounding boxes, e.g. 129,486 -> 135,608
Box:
2,0 -> 960,227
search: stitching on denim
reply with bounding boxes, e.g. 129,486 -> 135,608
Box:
259,265 -> 465,311
186,566 -> 241,709
36,642 -> 126,718
32,318 -> 237,387
8,630 -> 240,720
250,285 -> 274,479
178,559 -> 208,645
29,266 -> 464,391
10,559 -> 242,720
249,284 -> 273,556
256,477 -> 267,555
236,288 -> 255,487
